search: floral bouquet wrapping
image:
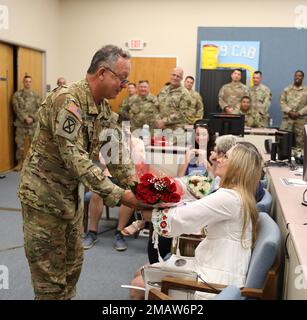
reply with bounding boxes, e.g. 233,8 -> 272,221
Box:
186,175 -> 213,199
130,171 -> 185,208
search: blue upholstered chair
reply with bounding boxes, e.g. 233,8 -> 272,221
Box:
214,285 -> 241,300
149,212 -> 281,300
256,189 -> 273,216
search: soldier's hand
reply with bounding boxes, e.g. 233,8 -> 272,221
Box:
121,190 -> 139,209
25,116 -> 34,126
156,120 -> 165,129
288,111 -> 299,120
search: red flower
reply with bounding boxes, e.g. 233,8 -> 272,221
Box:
167,193 -> 181,203
169,182 -> 177,192
133,173 -> 182,206
160,221 -> 167,229
140,173 -> 155,185
161,177 -> 171,188
162,215 -> 167,220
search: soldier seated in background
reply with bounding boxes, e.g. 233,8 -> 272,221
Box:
236,96 -> 261,128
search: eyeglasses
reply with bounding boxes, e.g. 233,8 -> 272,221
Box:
103,66 -> 129,86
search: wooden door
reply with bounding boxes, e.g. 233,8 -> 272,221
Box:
17,47 -> 43,158
17,47 -> 43,95
0,42 -> 14,172
110,57 -> 177,113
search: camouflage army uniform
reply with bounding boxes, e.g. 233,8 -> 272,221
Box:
118,95 -> 135,121
280,84 -> 307,149
218,82 -> 249,112
236,108 -> 261,128
18,80 -> 134,300
157,84 -> 192,130
12,89 -> 41,161
127,93 -> 160,133
186,89 -> 204,124
249,84 -> 272,127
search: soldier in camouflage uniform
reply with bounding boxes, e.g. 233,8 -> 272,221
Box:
118,82 -> 137,121
156,67 -> 192,132
249,71 -> 272,127
280,70 -> 307,150
18,45 -> 139,300
184,76 -> 204,124
218,69 -> 249,114
235,96 -> 261,128
127,80 -> 160,133
12,75 -> 41,170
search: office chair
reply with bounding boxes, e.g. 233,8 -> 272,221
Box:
256,189 -> 273,216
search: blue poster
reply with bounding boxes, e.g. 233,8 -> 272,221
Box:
200,40 -> 260,87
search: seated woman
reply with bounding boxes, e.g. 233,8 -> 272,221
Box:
209,136 -> 265,202
130,143 -> 263,299
177,122 -> 215,177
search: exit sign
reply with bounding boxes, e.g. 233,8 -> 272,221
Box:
127,40 -> 145,50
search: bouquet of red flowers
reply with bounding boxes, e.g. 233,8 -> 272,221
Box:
131,172 -> 184,208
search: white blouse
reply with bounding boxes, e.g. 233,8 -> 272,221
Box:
152,188 -> 252,298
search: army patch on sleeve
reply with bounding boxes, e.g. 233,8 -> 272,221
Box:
55,109 -> 82,141
66,102 -> 82,122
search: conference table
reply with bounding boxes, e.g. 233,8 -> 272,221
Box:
266,164 -> 307,299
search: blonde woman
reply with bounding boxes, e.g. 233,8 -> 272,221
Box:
130,143 -> 263,299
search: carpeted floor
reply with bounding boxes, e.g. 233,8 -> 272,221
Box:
0,172 -> 148,300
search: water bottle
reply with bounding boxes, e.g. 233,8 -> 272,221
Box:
269,118 -> 273,127
142,124 -> 150,146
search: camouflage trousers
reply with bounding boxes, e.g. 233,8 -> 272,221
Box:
21,203 -> 84,300
15,126 -> 36,161
280,116 -> 307,150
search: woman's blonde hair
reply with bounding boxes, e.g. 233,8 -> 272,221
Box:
220,143 -> 263,246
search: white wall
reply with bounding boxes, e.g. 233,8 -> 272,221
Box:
1,0 -> 307,87
59,0 -> 307,82
0,0 -> 60,88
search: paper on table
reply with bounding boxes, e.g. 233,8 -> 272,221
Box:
281,177 -> 307,187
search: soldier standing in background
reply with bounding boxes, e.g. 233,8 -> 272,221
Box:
56,77 -> 67,87
18,45 -> 139,300
184,76 -> 204,124
218,69 -> 249,114
235,96 -> 261,128
249,71 -> 272,127
128,80 -> 160,133
12,75 -> 41,171
118,82 -> 137,121
280,70 -> 307,150
156,67 -> 192,131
